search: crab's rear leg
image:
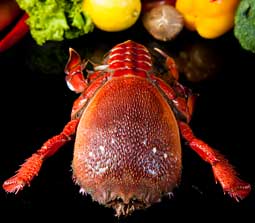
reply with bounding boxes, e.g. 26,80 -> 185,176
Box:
2,119 -> 79,194
178,121 -> 251,201
3,48 -> 108,193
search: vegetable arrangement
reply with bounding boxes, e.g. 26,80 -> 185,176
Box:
0,0 -> 254,53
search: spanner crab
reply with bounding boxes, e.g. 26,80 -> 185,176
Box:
3,40 -> 251,216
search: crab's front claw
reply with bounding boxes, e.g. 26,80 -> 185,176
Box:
2,175 -> 26,194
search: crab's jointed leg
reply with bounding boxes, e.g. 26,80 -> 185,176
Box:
178,121 -> 251,201
152,48 -> 196,122
154,47 -> 179,80
152,75 -> 195,122
65,48 -> 88,93
2,119 -> 79,194
2,49 -> 108,194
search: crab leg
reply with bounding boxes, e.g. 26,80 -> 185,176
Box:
152,75 -> 195,122
2,119 -> 79,194
178,121 -> 251,201
154,47 -> 179,80
64,48 -> 88,93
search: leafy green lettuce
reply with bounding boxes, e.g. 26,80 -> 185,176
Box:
16,0 -> 94,45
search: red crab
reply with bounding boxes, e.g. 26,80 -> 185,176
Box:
2,40 -> 251,216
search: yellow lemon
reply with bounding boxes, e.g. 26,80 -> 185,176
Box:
82,0 -> 141,32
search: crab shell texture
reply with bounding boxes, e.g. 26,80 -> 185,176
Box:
72,40 -> 182,216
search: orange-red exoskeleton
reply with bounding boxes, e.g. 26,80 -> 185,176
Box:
2,40 -> 251,216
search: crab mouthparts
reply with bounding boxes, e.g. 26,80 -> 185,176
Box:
88,185 -> 168,217
81,184 -> 165,216
106,197 -> 149,216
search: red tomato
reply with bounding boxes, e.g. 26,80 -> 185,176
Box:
0,0 -> 21,31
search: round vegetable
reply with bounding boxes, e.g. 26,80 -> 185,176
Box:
82,0 -> 141,32
0,0 -> 21,31
142,4 -> 184,41
176,0 -> 240,39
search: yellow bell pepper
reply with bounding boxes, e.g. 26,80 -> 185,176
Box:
175,0 -> 240,38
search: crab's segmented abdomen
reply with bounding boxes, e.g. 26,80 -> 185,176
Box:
107,40 -> 152,77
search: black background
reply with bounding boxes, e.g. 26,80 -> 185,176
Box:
0,21 -> 254,221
